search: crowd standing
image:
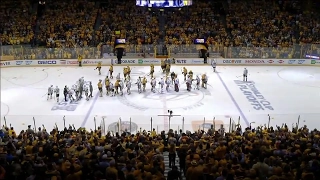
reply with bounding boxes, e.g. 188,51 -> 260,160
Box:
1,123 -> 320,180
1,0 -> 319,59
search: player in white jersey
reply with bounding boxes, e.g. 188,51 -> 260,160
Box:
195,75 -> 200,90
165,77 -> 171,92
186,75 -> 192,91
69,88 -> 75,102
158,77 -> 165,93
136,77 -> 142,94
243,68 -> 248,82
79,77 -> 84,98
211,60 -> 216,72
84,84 -> 89,101
109,83 -> 115,97
119,80 -> 124,96
54,86 -> 60,102
47,85 -> 53,100
126,80 -> 132,95
174,76 -> 179,92
151,78 -> 156,93
116,73 -> 121,81
72,84 -> 79,100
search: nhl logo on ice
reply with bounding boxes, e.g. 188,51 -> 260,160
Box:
108,121 -> 138,133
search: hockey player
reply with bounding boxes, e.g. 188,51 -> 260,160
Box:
89,82 -> 93,98
170,72 -> 175,85
84,84 -> 89,101
211,60 -> 216,72
195,75 -> 200,90
110,82 -> 115,97
165,76 -> 171,92
78,55 -> 82,67
73,84 -> 79,100
98,80 -> 103,97
109,65 -> 114,79
54,86 -> 60,102
63,86 -> 68,101
115,80 -> 120,95
47,85 -> 53,100
165,63 -> 171,76
116,73 -> 121,81
105,76 -> 110,95
201,73 -> 208,89
136,77 -> 142,94
159,77 -> 165,93
161,60 -> 166,73
150,64 -> 155,78
182,67 -> 187,81
142,77 -> 147,92
188,70 -> 194,80
243,68 -> 248,82
69,87 -> 75,102
126,80 -> 132,95
78,77 -> 84,99
186,75 -> 192,91
95,61 -> 102,75
174,75 -> 179,92
151,77 -> 156,93
123,67 -> 128,81
119,79 -> 124,96
127,66 -> 131,79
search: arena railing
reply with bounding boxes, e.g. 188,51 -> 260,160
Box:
0,43 -> 318,60
2,114 -> 319,135
1,115 -> 238,134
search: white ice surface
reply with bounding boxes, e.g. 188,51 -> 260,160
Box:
1,65 -> 320,132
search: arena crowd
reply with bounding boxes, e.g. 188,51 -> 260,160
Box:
1,123 -> 320,180
0,0 -> 319,59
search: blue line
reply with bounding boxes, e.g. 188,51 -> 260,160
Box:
81,92 -> 99,127
215,73 -> 250,127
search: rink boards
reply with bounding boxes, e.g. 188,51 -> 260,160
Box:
1,58 -> 320,67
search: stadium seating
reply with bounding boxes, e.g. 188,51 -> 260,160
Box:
38,0 -> 97,48
0,0 -> 36,45
1,1 -> 320,178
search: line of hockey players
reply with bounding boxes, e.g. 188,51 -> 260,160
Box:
47,77 -> 94,102
95,60 -> 209,97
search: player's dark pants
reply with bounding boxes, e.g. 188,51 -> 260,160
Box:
64,93 -> 67,101
175,84 -> 179,92
79,61 -> 82,67
243,74 -> 247,81
89,91 -> 93,97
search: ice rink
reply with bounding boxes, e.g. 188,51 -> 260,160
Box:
1,65 -> 320,133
